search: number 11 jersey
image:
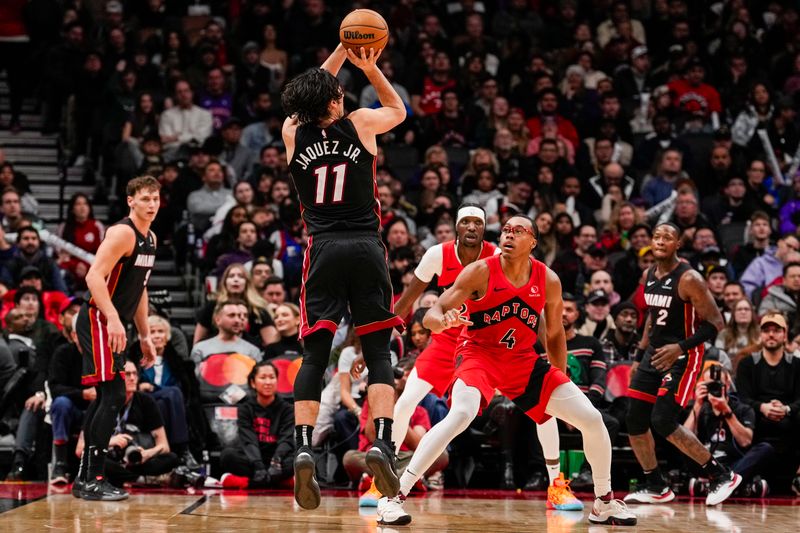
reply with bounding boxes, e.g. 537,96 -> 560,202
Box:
288,118 -> 380,236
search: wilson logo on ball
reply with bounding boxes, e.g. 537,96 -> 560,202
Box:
343,30 -> 376,39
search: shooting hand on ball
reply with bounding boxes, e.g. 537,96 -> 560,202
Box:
346,46 -> 382,71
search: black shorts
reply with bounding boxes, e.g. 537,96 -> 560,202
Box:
628,344 -> 705,408
76,304 -> 125,385
299,231 -> 402,339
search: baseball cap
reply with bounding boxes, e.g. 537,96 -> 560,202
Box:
587,289 -> 610,305
631,45 -> 648,60
587,244 -> 607,257
61,296 -> 85,314
638,245 -> 653,258
760,312 -> 787,331
700,245 -> 723,258
20,266 -> 42,279
705,264 -> 728,278
222,116 -> 243,130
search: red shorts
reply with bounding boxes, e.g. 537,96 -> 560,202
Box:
451,348 -> 570,424
413,334 -> 458,397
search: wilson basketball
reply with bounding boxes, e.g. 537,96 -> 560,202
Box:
339,9 -> 389,53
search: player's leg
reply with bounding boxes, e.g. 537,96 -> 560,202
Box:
534,417 -> 584,511
392,368 -> 434,454
378,379 -> 483,526
543,381 -> 636,526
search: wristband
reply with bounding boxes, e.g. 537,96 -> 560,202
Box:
633,347 -> 646,362
723,411 -> 733,419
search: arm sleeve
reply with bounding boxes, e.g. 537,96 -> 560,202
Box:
413,244 -> 443,283
588,337 -> 608,406
237,402 -> 263,466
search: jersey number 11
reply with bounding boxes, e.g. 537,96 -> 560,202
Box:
313,163 -> 347,205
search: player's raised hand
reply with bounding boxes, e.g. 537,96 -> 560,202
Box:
345,46 -> 382,70
440,307 -> 473,330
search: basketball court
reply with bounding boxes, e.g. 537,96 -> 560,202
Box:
1,484 -> 798,531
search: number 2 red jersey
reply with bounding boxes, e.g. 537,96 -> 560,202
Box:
458,255 -> 547,354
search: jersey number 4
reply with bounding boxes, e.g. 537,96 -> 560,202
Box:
500,328 -> 516,349
313,163 -> 347,205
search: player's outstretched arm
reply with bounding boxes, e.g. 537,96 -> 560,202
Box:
423,261 -> 488,334
543,267 -> 567,373
85,224 -> 135,354
346,47 -> 406,135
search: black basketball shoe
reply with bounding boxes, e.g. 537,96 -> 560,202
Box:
78,477 -> 129,501
366,439 -> 400,497
294,446 -> 321,510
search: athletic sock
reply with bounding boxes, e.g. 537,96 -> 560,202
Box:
643,467 -> 666,488
374,417 -> 393,447
295,425 -> 313,449
702,457 -> 727,478
545,460 -> 561,485
86,446 -> 106,481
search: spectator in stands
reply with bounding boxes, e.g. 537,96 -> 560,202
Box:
262,276 -> 286,314
0,266 -> 69,329
641,148 -> 685,207
219,118 -> 257,183
611,223 -> 652,301
194,263 -> 277,349
779,173 -> 800,235
732,82 -> 774,148
159,80 -> 213,160
0,226 -> 68,293
731,211 -> 772,278
263,303 -> 302,360
744,160 -> 777,216
589,270 -> 620,307
526,88 -> 579,149
214,221 -> 258,276
704,176 -> 754,227
1,187 -> 38,232
199,67 -> 233,132
735,313 -> 800,479
249,256 -> 273,295
684,364 -> 774,496
600,301 -> 639,364
425,89 -> 472,148
258,24 -> 288,93
120,91 -> 160,171
716,298 -> 760,376
0,164 -> 37,216
187,161 -> 231,233
667,57 -> 722,120
405,308 -> 432,359
48,305 -> 90,484
191,300 -> 262,404
41,22 -> 86,134
219,361 -> 294,488
740,233 -> 800,300
57,193 -> 104,291
600,201 -> 642,253
758,262 -> 800,327
669,190 -> 710,236
411,49 -> 457,118
578,289 -> 615,339
552,223 -> 597,294
585,162 -> 636,213
77,360 -> 179,487
202,205 -> 248,271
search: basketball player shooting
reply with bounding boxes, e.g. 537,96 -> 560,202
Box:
376,215 -> 636,527
625,222 -> 736,506
281,43 -> 406,510
72,176 -> 160,501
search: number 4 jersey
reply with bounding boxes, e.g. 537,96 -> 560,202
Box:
458,254 -> 548,354
288,118 -> 380,235
643,262 -> 697,349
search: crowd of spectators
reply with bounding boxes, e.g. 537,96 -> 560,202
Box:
0,0 -> 799,496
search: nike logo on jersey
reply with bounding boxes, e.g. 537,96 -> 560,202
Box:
647,281 -> 656,286
138,240 -> 145,247
493,287 -> 506,292
445,267 -> 459,271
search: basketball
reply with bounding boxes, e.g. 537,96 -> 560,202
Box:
339,9 -> 389,53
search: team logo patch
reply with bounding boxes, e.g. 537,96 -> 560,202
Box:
529,285 -> 539,296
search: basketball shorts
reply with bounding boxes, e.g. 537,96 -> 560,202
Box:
76,304 -> 125,386
413,333 -> 458,397
299,231 -> 403,339
627,344 -> 704,408
451,347 -> 570,424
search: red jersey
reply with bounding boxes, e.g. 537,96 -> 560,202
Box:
458,255 -> 547,354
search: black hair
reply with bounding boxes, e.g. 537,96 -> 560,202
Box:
265,276 -> 285,288
16,226 -> 39,243
562,291 -> 578,303
281,68 -> 343,124
248,360 -> 279,388
390,246 -> 415,262
506,213 -> 539,241
784,261 -> 800,276
654,221 -> 681,236
14,286 -> 45,319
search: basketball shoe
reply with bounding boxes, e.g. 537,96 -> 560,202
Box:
706,470 -> 742,506
546,473 -> 584,511
359,479 -> 381,507
377,495 -> 412,526
365,439 -> 400,497
623,483 -> 675,504
294,446 -> 321,510
588,496 -> 637,526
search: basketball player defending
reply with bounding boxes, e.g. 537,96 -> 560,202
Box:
282,44 -> 407,510
352,205 -> 577,510
378,216 -> 636,526
72,176 -> 159,501
625,222 -> 737,506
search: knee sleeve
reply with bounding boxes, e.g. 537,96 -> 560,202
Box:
360,329 -> 394,387
626,398 -> 654,436
650,399 -> 681,438
294,331 -> 334,401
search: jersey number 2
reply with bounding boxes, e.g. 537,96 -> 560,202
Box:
655,309 -> 668,326
313,163 -> 347,205
500,328 -> 516,349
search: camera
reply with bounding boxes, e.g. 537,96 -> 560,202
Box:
124,445 -> 144,465
706,365 -> 724,398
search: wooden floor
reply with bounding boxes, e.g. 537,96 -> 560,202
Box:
1,484 -> 798,532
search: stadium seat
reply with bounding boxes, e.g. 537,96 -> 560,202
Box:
604,362 -> 633,403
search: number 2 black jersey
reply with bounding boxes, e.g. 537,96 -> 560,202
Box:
288,118 -> 379,236
643,262 -> 698,349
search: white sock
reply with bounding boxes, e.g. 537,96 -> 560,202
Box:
392,368 -> 433,454
399,379 -> 481,495
544,382 -> 612,498
536,417 -> 561,484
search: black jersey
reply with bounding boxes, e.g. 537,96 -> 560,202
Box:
287,118 -> 379,235
643,262 -> 698,349
88,217 -> 155,322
